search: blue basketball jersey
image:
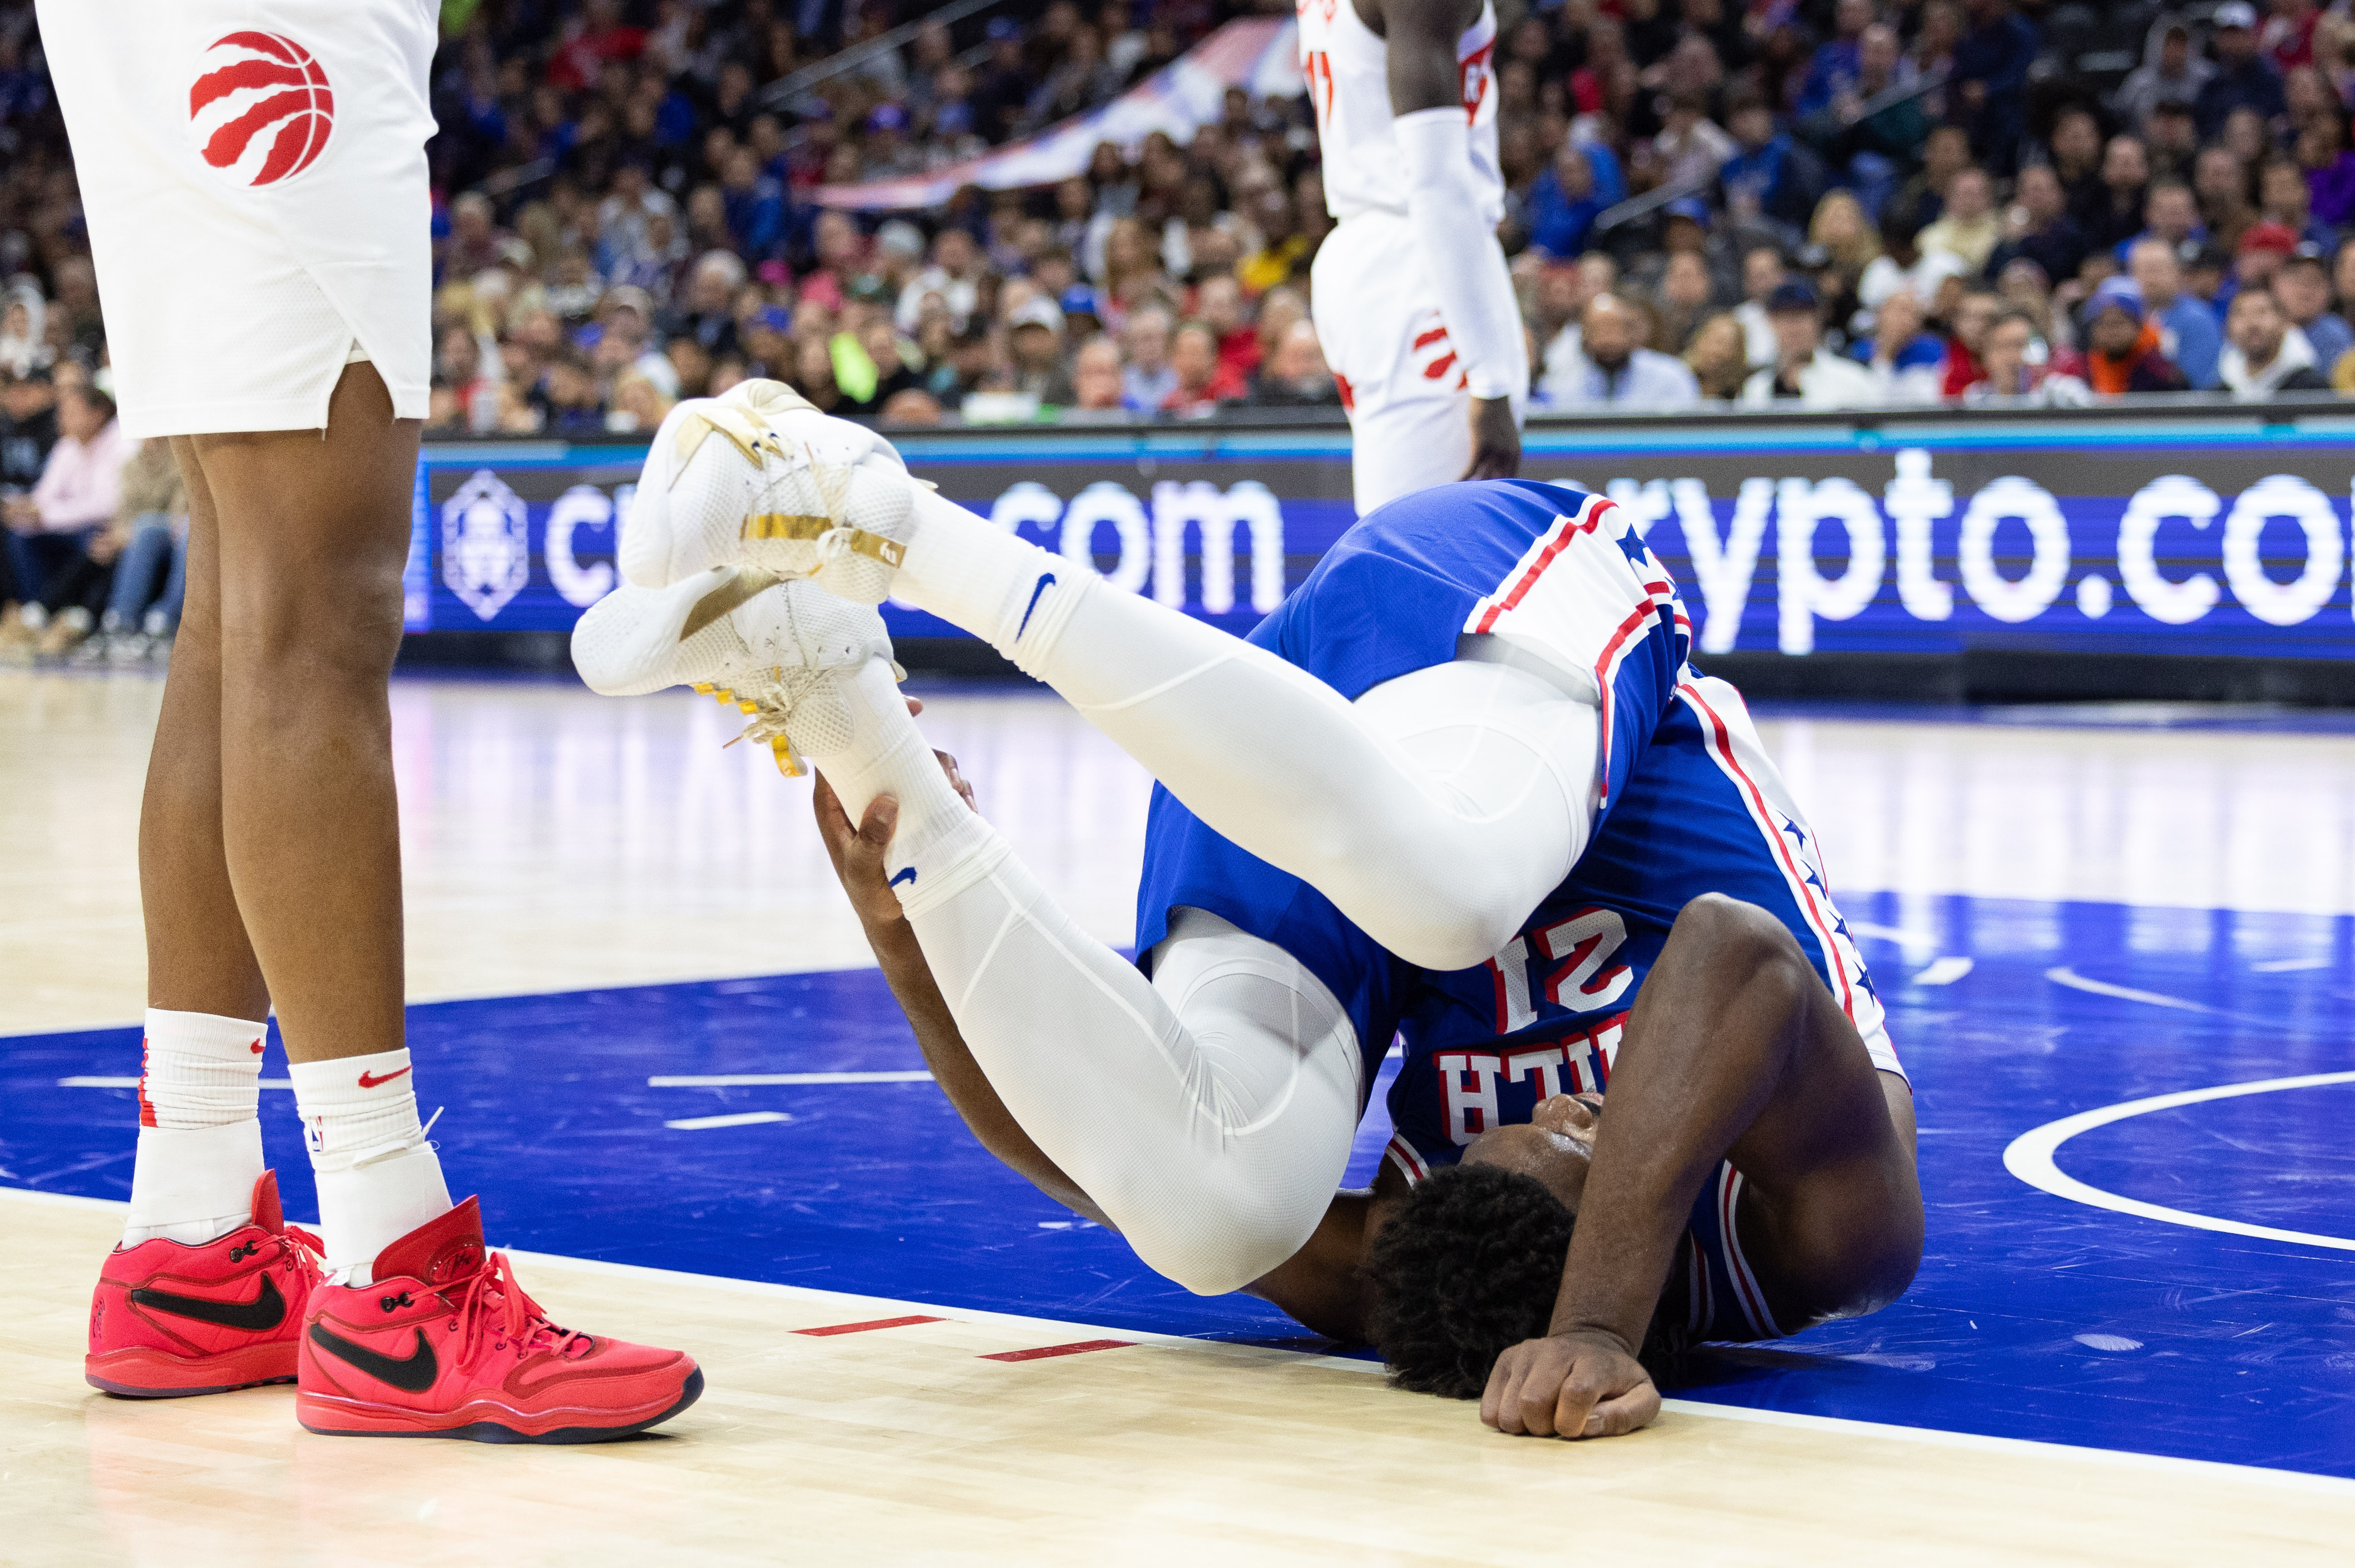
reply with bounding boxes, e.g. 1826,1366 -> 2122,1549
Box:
1132,479 -> 1899,1348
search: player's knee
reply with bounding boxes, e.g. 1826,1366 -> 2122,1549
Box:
1122,1183 -> 1319,1298
1367,877 -> 1531,974
221,565 -> 404,682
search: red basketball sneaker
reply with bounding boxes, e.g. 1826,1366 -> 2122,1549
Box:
295,1198 -> 702,1442
86,1170 -> 325,1397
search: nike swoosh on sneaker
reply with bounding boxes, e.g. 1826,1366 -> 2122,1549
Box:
357,1067 -> 412,1089
309,1323 -> 440,1393
130,1275 -> 286,1332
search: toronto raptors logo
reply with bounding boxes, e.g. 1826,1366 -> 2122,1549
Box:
189,32 -> 333,186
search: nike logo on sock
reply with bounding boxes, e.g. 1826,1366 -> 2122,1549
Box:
309,1323 -> 440,1393
131,1275 -> 286,1333
1016,573 -> 1058,638
889,867 -> 919,888
357,1067 -> 412,1090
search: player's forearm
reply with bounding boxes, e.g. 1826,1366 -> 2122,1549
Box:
858,911 -> 1110,1226
1395,112 -> 1526,403
1546,897 -> 1805,1348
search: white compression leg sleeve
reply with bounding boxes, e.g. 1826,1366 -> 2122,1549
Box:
801,664 -> 1361,1294
916,886 -> 1362,1297
890,489 -> 1601,970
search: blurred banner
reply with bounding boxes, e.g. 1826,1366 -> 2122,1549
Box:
407,413 -> 2355,661
810,18 -> 1304,211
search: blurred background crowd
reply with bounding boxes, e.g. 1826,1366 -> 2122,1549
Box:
9,0 -> 2355,659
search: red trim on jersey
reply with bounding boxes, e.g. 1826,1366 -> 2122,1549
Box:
1384,1132 -> 1431,1185
1335,372 -> 1355,411
1412,326 -> 1450,351
1421,352 -> 1458,380
1679,682 -> 1860,1022
1468,495 -> 1614,635
1720,1167 -> 1782,1338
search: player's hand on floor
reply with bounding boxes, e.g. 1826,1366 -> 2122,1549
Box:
1479,1329 -> 1660,1440
1460,395 -> 1522,482
813,699 -> 975,927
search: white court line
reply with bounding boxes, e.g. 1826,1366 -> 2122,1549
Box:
664,1111 -> 795,1131
1849,922 -> 1942,950
648,1071 -> 935,1087
58,1076 -> 294,1089
1910,956 -> 1974,986
8,1183 -> 2354,1498
2044,967 -> 2216,1013
2250,958 -> 2333,973
2005,1071 -> 2355,1252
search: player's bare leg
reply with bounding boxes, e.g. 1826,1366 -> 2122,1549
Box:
141,437 -> 269,1027
185,362 -> 413,1069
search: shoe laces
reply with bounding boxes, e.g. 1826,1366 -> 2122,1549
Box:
445,1251 -> 589,1365
699,662 -> 823,775
279,1223 -> 327,1284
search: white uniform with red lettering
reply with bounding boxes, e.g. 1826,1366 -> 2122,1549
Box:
1299,0 -> 1527,515
36,1 -> 435,436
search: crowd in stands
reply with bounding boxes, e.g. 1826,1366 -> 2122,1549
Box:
9,0 -> 2355,656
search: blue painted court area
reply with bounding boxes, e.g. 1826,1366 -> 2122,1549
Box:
7,891 -> 2354,1478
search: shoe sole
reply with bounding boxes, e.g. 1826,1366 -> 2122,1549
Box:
294,1366 -> 704,1444
86,1342 -> 299,1398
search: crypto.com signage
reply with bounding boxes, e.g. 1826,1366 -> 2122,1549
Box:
407,417 -> 2355,661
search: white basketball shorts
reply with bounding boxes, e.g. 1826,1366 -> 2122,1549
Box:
1308,209 -> 1528,517
37,1 -> 436,437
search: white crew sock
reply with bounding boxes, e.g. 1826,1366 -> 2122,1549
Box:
122,1008 -> 268,1247
803,654 -> 1003,902
896,487 -> 1077,663
289,1047 -> 452,1285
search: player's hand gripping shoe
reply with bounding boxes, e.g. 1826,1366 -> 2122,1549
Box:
571,568 -> 900,776
86,1170 -> 325,1397
296,1198 -> 701,1442
621,378 -> 915,605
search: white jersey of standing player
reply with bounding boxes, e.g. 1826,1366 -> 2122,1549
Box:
1298,0 -> 1527,517
1298,0 -> 1504,227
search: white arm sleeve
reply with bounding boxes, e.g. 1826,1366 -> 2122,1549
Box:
1394,105 -> 1528,402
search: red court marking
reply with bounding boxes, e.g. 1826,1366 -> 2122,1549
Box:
792,1314 -> 944,1337
979,1339 -> 1133,1363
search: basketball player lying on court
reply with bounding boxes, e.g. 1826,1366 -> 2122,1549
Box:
571,383 -> 1922,1438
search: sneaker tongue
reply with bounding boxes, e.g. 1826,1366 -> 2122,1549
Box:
251,1170 -> 283,1234
372,1197 -> 486,1287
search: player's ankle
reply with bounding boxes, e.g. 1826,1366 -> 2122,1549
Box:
122,1010 -> 272,1249
290,1050 -> 455,1280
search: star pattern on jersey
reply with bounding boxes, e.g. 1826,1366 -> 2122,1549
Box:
1856,966 -> 1880,1003
1616,527 -> 1651,568
1779,815 -> 1808,849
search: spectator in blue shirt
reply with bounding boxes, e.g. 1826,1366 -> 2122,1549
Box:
2270,249 -> 2355,371
1951,0 -> 2039,174
1525,139 -> 1626,259
2110,180 -> 2209,266
1720,93 -> 1825,230
2127,236 -> 2224,388
720,147 -> 786,258
1796,0 -> 1875,116
2193,4 -> 2287,141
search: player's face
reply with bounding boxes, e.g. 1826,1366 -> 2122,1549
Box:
1459,1092 -> 1603,1214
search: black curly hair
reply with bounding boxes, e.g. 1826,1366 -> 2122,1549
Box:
1363,1162 -> 1575,1399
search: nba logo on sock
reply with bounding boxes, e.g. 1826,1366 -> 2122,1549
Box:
189,32 -> 334,186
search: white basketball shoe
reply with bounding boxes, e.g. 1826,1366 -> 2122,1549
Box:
621,379 -> 916,605
570,567 -> 899,776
